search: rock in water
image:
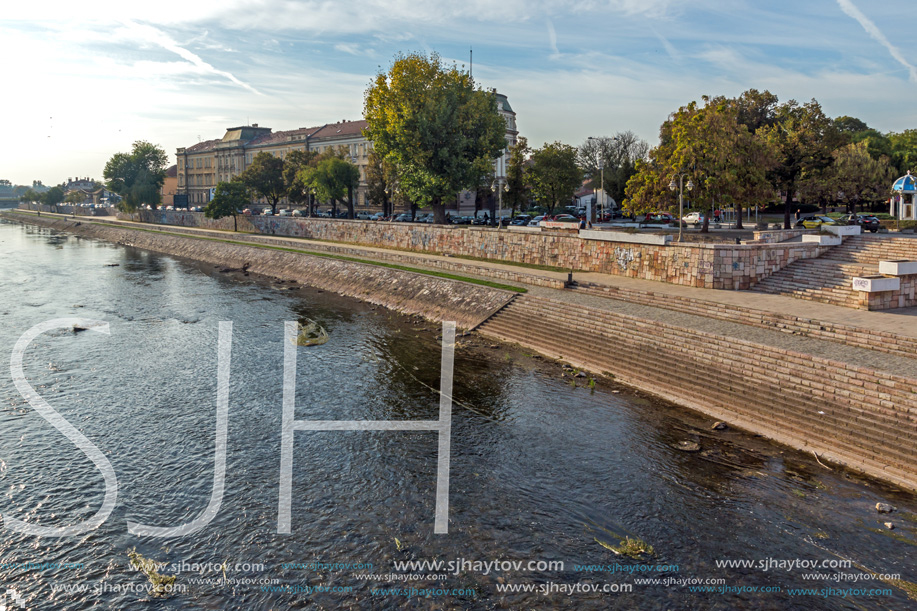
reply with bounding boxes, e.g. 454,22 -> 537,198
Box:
884,522 -> 895,530
675,441 -> 701,452
876,503 -> 895,514
712,421 -> 728,430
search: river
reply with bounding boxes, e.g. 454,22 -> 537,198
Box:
0,218 -> 915,610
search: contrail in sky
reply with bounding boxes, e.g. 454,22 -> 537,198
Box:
836,0 -> 917,82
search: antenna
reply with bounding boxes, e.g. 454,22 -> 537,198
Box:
469,47 -> 473,79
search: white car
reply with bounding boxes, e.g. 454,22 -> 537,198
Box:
291,209 -> 303,217
682,212 -> 705,225
261,209 -> 273,216
278,209 -> 291,216
528,215 -> 546,226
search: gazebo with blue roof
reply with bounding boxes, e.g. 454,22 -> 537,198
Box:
891,171 -> 917,220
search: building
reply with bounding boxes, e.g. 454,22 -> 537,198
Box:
177,121 -> 371,208
891,171 -> 916,220
161,165 -> 178,207
177,91 -> 517,212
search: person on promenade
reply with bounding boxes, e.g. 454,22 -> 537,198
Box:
795,209 -> 801,221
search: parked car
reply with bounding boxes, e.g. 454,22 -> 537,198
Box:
510,216 -> 531,225
528,215 -> 547,226
278,209 -> 292,217
643,211 -> 678,224
801,216 -> 841,229
261,209 -> 273,216
551,214 -> 579,223
682,212 -> 706,225
291,209 -> 303,217
845,214 -> 880,233
242,208 -> 252,216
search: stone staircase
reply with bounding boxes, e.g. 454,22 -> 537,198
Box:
751,234 -> 917,308
474,293 -> 917,488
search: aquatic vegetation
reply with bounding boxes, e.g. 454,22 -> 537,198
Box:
295,319 -> 329,346
128,549 -> 176,597
596,536 -> 654,558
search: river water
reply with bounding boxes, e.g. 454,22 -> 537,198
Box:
1,218 -> 916,610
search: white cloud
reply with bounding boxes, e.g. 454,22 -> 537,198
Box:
835,0 -> 917,82
114,21 -> 263,95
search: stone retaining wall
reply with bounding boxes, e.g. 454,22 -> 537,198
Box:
2,213 -> 514,330
20,203 -> 114,216
479,294 -> 917,491
122,211 -> 826,290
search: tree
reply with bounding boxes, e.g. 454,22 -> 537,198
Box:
204,181 -> 249,231
364,51 -> 507,224
43,186 -> 65,213
299,151 -> 361,219
761,99 -> 842,229
889,129 -> 917,175
237,152 -> 285,214
365,148 -> 394,217
504,136 -> 530,218
625,95 -> 776,229
832,141 -> 896,213
64,190 -> 84,214
103,141 -> 168,213
283,150 -> 318,214
578,131 -> 649,212
526,142 -> 581,215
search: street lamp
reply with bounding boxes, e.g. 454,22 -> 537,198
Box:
668,171 -> 694,242
597,158 -> 605,221
491,177 -> 508,227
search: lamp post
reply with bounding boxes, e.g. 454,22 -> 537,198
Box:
491,177 -> 508,227
668,171 -> 694,243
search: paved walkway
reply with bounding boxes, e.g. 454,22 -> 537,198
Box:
12,211 -> 917,373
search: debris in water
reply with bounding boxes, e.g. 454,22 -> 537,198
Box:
294,319 -> 329,346
675,441 -> 701,452
128,549 -> 176,597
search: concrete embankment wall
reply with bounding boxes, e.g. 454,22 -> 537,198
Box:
2,213 -> 513,330
477,294 -> 917,491
122,210 -> 826,290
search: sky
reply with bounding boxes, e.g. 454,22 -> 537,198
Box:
2,0 -> 915,186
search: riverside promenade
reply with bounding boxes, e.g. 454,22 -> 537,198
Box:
6,209 -> 917,491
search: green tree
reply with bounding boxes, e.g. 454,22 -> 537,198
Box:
364,51 -> 506,224
299,153 -> 361,219
43,185 -> 65,213
833,141 -> 896,213
283,149 -> 319,214
19,189 -> 39,207
888,129 -> 917,175
526,142 -> 581,215
761,99 -> 842,229
204,180 -> 249,231
365,148 -> 395,217
103,141 -> 168,213
237,151 -> 286,214
504,136 -> 530,217
64,190 -> 84,214
625,95 -> 776,229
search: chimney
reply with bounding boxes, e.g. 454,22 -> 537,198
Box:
252,123 -> 258,127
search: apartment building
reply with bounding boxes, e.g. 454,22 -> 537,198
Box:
176,121 -> 370,207
176,91 -> 517,211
